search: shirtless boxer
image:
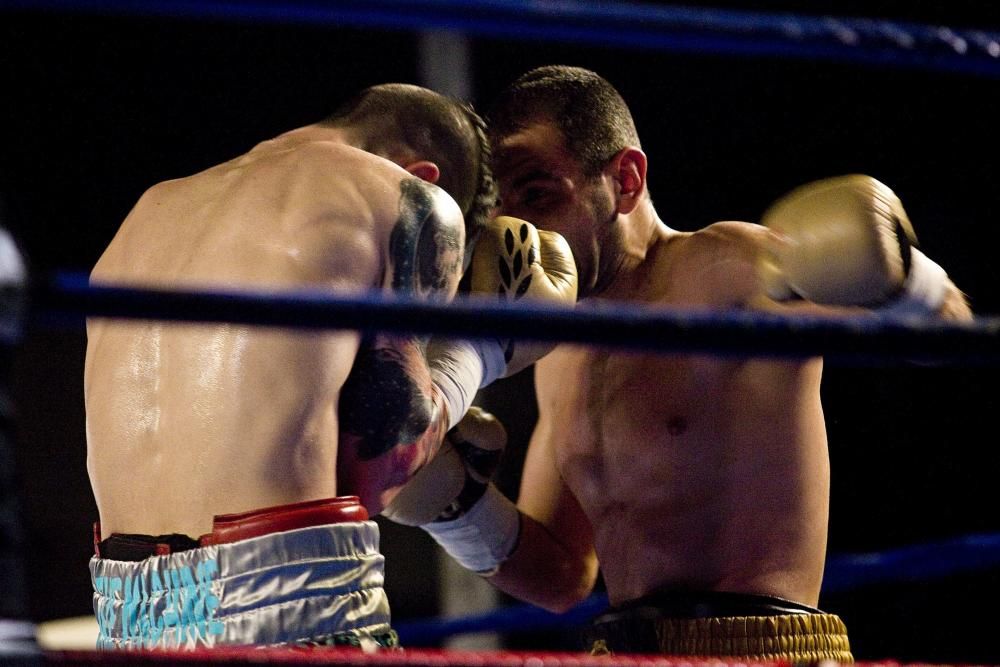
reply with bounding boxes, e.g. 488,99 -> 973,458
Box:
85,83 -> 575,650
386,66 -> 972,662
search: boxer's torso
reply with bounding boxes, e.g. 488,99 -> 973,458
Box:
536,221 -> 829,607
86,135 -> 456,537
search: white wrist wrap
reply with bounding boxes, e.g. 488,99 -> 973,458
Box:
422,483 -> 520,576
468,338 -> 508,388
884,249 -> 949,316
428,341 -> 484,431
428,339 -> 509,431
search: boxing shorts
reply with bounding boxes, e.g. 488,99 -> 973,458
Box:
90,496 -> 397,650
588,589 -> 853,664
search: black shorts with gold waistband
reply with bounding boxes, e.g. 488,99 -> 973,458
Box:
587,590 -> 853,664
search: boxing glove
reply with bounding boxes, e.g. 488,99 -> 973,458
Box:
382,407 -> 519,575
413,219 -> 576,438
758,174 -> 948,313
468,215 -> 577,376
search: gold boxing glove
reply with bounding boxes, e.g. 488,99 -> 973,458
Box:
468,215 -> 577,376
758,174 -> 948,313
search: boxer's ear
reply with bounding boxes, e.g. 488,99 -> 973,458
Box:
606,147 -> 646,215
405,161 -> 440,184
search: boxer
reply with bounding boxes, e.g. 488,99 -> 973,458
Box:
85,83 -> 575,649
387,66 -> 972,663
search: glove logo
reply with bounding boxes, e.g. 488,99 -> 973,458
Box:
497,223 -> 537,301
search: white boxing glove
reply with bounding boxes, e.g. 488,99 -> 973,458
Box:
381,407 -> 520,575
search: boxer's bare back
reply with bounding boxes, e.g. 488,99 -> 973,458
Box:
86,127 -> 464,538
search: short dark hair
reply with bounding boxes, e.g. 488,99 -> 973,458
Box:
487,66 -> 640,175
322,83 -> 495,237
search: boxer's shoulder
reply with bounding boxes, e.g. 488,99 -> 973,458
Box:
633,223 -> 763,307
689,220 -> 768,252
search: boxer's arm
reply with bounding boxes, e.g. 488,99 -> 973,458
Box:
381,356 -> 596,600
490,430 -> 599,612
377,215 -> 581,517
489,364 -> 599,613
753,229 -> 972,322
689,219 -> 971,323
377,216 -> 579,561
337,179 -> 465,512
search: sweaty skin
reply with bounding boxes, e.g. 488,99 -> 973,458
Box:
487,120 -> 968,611
86,127 -> 463,539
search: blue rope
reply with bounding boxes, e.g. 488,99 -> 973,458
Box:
396,593 -> 609,646
822,532 -> 1000,592
394,532 -> 1000,643
34,272 -> 1000,365
4,0 -> 1000,79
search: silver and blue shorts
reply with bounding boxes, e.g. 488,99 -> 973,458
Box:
89,497 -> 396,650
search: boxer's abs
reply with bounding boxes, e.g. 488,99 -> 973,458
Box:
550,348 -> 830,606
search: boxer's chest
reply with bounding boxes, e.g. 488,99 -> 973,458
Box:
552,345 -> 738,510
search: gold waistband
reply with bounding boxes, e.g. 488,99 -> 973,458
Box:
591,612 -> 853,664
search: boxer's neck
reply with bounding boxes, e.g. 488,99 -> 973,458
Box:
265,124 -> 351,149
589,199 -> 666,301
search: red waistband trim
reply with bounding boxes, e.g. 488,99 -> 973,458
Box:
93,496 -> 368,556
199,496 -> 368,546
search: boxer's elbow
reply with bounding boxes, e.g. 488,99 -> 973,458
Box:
493,520 -> 598,613
540,551 -> 599,613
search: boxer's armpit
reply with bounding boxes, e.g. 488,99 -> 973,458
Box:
389,179 -> 463,298
339,341 -> 435,461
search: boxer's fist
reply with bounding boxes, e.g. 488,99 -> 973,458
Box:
381,406 -> 507,526
758,174 -> 919,306
469,216 -> 577,375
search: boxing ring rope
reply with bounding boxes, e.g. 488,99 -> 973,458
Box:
5,0 -> 1000,80
31,273 -> 1000,365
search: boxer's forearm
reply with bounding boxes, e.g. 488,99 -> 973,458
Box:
488,513 -> 598,614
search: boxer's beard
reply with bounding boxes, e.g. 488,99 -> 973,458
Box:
584,188 -> 622,299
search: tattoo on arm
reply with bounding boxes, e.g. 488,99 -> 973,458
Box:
390,179 -> 463,297
339,341 -> 435,461
339,180 -> 461,466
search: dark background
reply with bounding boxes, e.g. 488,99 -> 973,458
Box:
1,2 -> 999,663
